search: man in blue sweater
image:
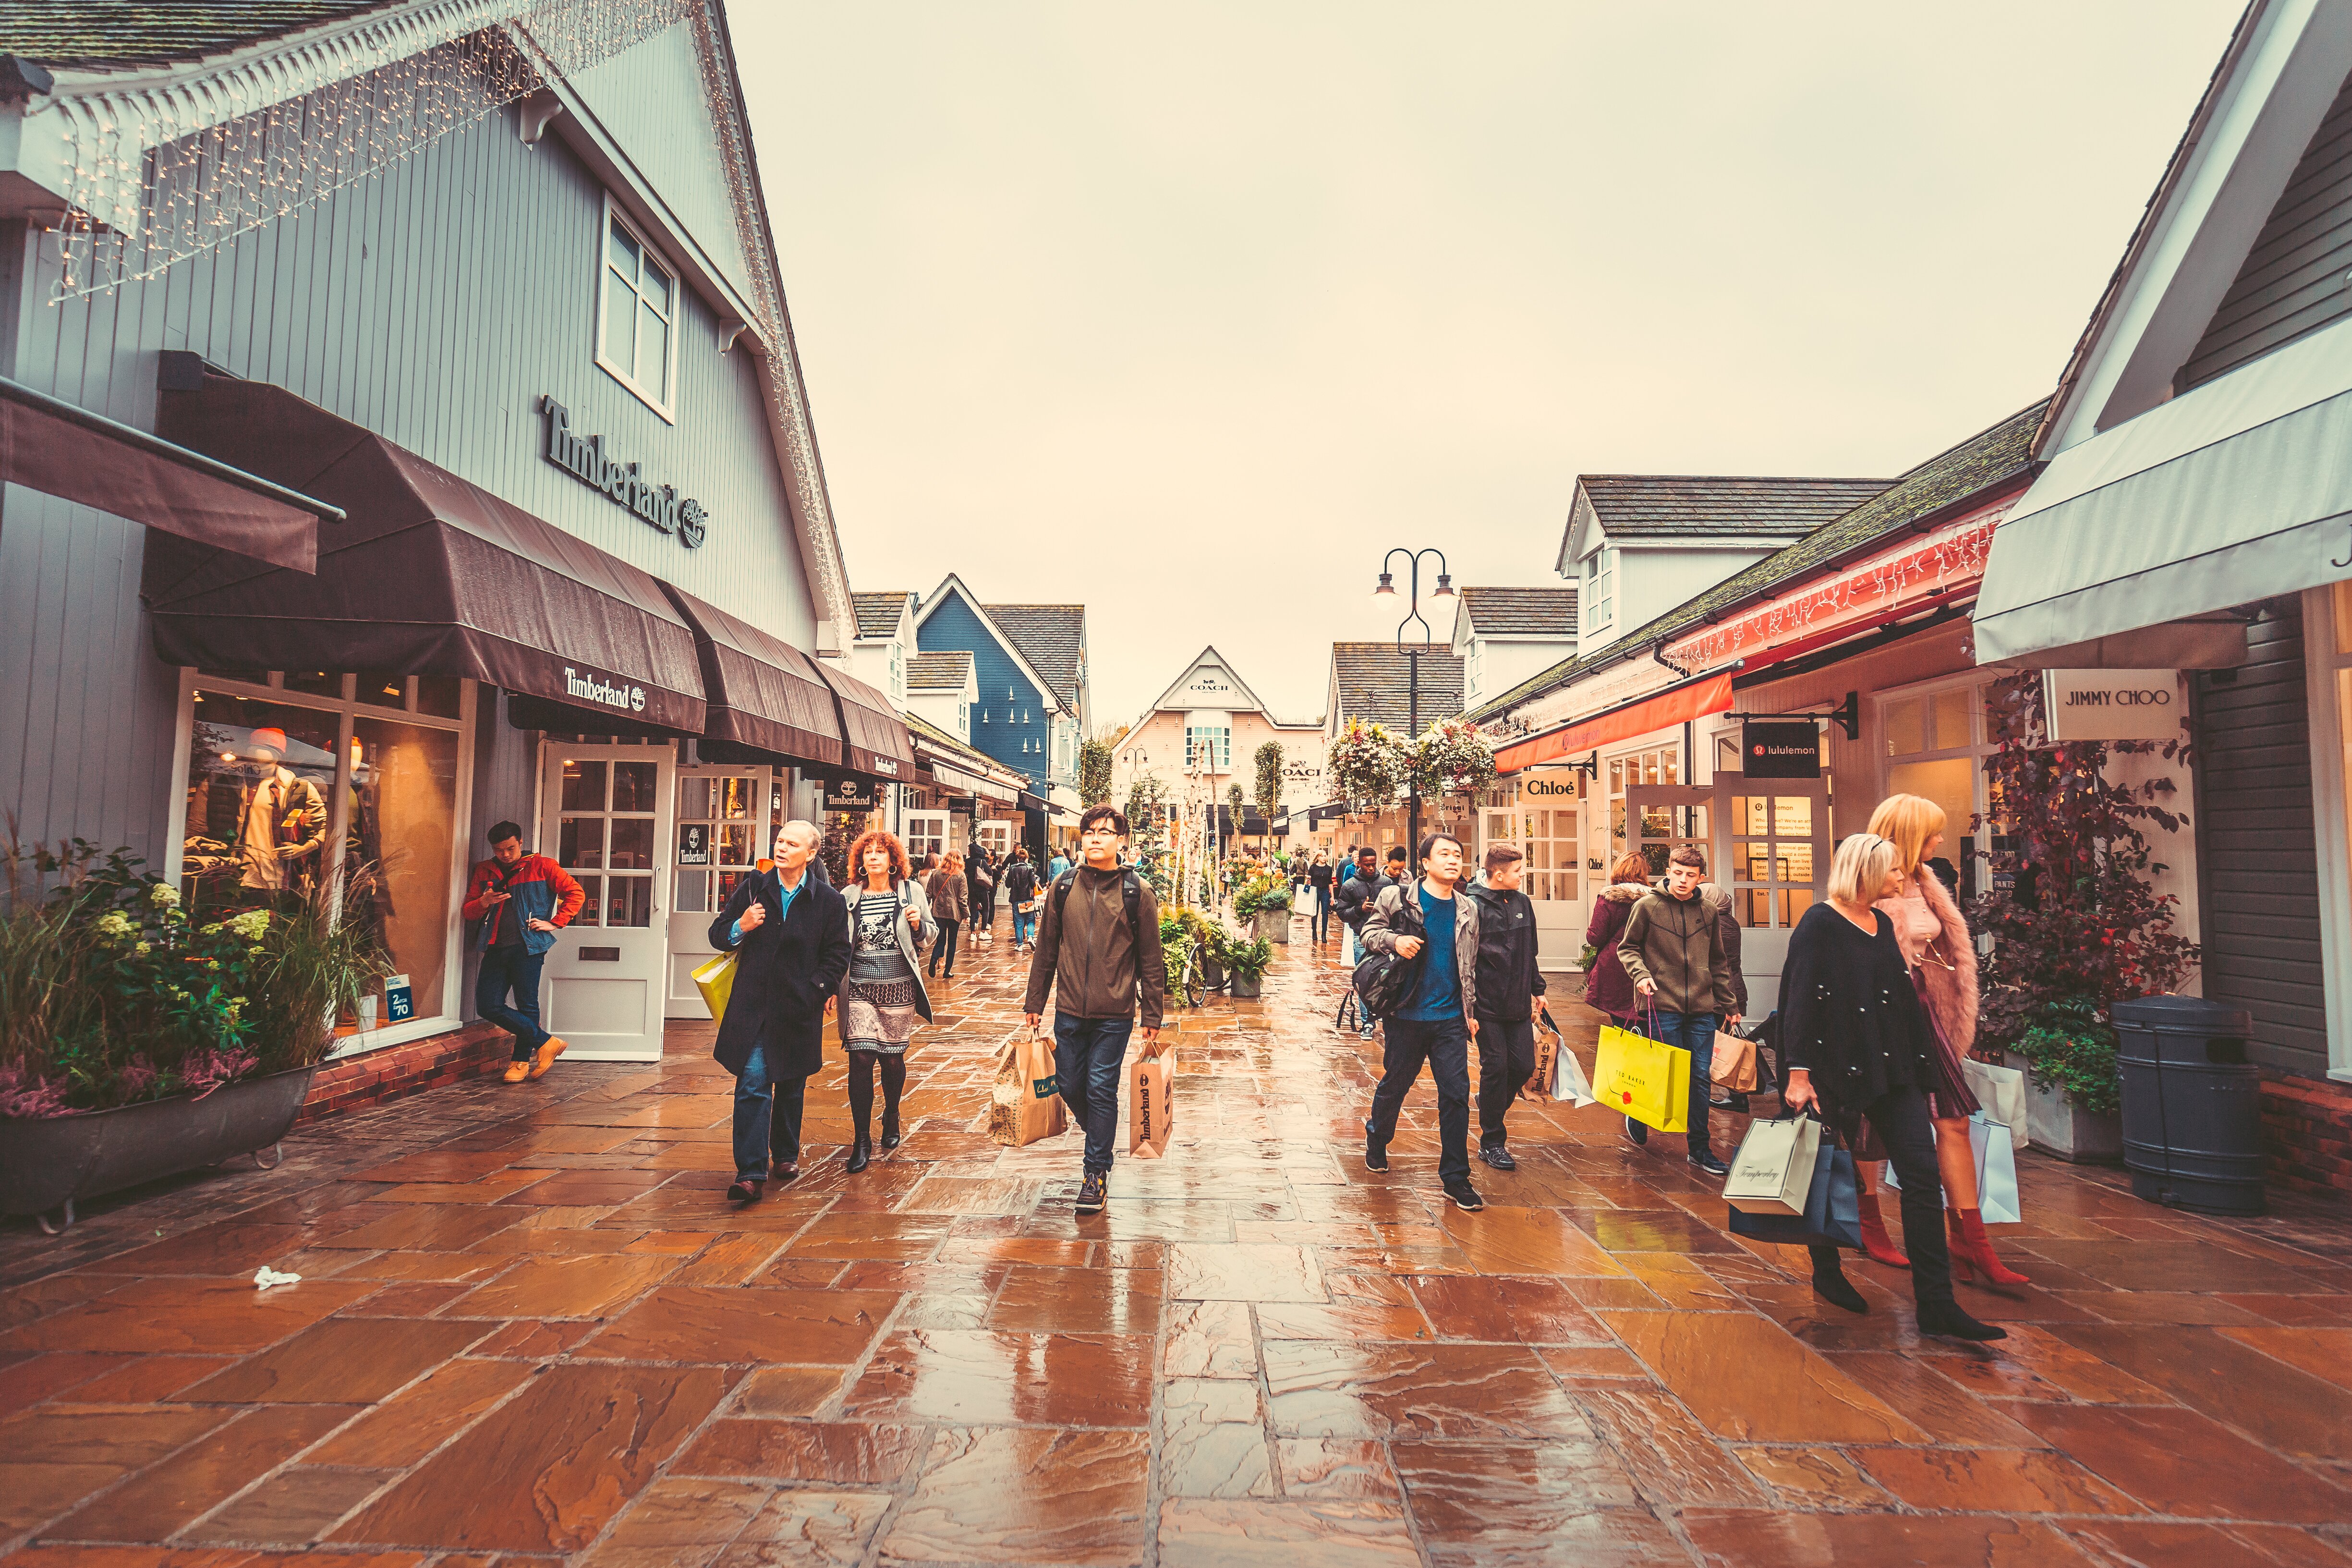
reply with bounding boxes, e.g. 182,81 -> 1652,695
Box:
1359,832 -> 1484,1213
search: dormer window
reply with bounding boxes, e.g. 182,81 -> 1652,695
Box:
597,201 -> 677,420
1582,547 -> 1615,637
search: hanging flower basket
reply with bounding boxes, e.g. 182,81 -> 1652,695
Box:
1328,720 -> 1410,811
1408,717 -> 1498,799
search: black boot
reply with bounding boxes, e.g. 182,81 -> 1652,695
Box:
1917,1295 -> 2007,1342
881,1108 -> 902,1151
1810,1247 -> 1867,1314
845,1131 -> 872,1174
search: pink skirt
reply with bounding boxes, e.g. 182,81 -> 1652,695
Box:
1912,967 -> 1980,1121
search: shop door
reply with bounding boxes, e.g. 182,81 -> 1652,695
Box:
1483,799 -> 1584,967
973,819 -> 1013,860
666,765 -> 771,1020
1714,771 -> 1831,1010
903,811 -> 948,867
538,742 -> 674,1060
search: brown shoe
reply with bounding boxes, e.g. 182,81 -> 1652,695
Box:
501,1060 -> 530,1084
528,1037 -> 568,1080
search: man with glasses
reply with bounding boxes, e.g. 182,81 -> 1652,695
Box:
1361,832 -> 1486,1213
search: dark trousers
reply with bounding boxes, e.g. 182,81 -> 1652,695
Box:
1813,1084 -> 1955,1306
1312,888 -> 1332,942
928,919 -> 960,975
848,1048 -> 906,1139
476,945 -> 548,1060
1625,1009 -> 1716,1155
1052,1013 -> 1134,1175
1474,1013 -> 1536,1148
731,1041 -> 806,1179
1368,1014 -> 1472,1184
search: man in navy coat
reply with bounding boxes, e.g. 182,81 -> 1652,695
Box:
710,819 -> 849,1204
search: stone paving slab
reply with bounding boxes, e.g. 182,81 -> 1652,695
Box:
1,911 -> 2349,1565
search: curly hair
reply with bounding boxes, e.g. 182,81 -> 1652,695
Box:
845,828 -> 911,883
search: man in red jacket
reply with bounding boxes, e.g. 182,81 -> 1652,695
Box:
461,821 -> 586,1083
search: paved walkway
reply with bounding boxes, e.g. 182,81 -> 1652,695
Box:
3,911 -> 2350,1566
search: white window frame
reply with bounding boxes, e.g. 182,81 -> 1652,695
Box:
1583,547 -> 1615,638
888,641 -> 905,704
596,194 -> 680,423
2306,582 -> 2352,1082
904,810 -> 950,866
1874,671 -> 1997,891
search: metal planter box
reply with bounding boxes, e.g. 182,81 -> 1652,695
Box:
1,1066 -> 318,1226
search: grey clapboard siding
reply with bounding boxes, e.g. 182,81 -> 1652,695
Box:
0,90 -> 821,865
2181,67 -> 2352,390
2193,604 -> 2328,1073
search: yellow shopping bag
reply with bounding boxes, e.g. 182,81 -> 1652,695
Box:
691,952 -> 737,1022
1593,1021 -> 1690,1133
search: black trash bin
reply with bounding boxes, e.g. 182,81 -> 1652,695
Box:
2114,996 -> 2264,1216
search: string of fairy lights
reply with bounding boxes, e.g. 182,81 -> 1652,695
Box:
48,0 -> 690,302
42,0 -> 854,633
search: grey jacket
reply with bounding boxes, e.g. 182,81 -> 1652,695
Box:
1363,878 -> 1480,1021
841,880 -> 933,1022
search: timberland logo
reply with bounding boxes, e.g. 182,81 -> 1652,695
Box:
566,667 -> 646,713
541,396 -> 709,547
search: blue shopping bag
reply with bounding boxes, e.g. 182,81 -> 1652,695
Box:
1727,1140 -> 1863,1250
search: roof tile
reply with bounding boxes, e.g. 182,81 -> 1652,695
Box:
1331,642 -> 1465,733
982,604 -> 1086,709
1,1 -> 397,68
1581,475 -> 1894,539
1458,585 -> 1579,637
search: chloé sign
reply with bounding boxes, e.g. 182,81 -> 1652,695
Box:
541,396 -> 708,548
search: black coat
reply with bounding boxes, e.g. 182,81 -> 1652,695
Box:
1776,902 -> 1934,1134
708,867 -> 849,1078
1465,879 -> 1545,1022
1334,867 -> 1391,931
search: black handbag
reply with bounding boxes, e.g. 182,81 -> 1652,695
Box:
1726,1136 -> 1864,1250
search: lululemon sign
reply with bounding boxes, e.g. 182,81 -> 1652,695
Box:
2042,669 -> 2182,742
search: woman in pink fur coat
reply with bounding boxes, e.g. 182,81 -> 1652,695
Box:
1867,794 -> 2029,1290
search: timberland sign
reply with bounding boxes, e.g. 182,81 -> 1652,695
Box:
541,395 -> 709,547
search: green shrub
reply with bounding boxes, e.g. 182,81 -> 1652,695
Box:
2010,998 -> 2121,1115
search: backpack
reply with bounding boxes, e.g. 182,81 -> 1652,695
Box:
1049,868 -> 1146,954
1352,886 -> 1429,1020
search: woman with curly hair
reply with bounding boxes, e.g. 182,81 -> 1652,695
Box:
840,829 -> 931,1172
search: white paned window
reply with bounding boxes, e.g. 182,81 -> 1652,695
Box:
1186,726 -> 1232,771
1583,548 -> 1614,637
597,199 -> 678,420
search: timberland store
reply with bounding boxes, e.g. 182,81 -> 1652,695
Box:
92,369 -> 908,1076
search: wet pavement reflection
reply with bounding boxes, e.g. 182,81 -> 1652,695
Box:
3,911 -> 2350,1565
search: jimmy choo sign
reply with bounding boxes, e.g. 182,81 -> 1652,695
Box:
541,396 -> 709,547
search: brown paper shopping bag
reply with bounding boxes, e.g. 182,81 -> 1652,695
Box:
987,1028 -> 1069,1148
1129,1046 -> 1176,1158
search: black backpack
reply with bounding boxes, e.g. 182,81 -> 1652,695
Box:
1351,887 -> 1428,1020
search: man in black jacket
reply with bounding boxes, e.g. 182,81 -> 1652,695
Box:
709,820 -> 850,1205
1333,847 -> 1382,960
1465,844 -> 1551,1170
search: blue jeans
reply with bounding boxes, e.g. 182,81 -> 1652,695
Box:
731,1041 -> 807,1179
1052,1013 -> 1134,1175
476,945 -> 548,1060
1313,888 -> 1332,942
1624,1010 -> 1717,1155
1012,905 -> 1035,947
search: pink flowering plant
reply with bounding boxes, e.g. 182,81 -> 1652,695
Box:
1407,717 -> 1498,800
1328,719 -> 1411,810
0,828 -> 387,1118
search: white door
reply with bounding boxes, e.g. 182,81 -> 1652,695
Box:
1713,771 -> 1831,1013
666,765 -> 771,1019
904,811 -> 948,867
973,819 -> 1013,859
539,742 -> 674,1060
1482,800 -> 1585,967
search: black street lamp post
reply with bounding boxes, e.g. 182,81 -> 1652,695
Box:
1371,547 -> 1454,855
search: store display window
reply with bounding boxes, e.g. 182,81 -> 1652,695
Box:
175,671 -> 473,1044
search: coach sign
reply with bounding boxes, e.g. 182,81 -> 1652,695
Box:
2042,669 -> 2183,742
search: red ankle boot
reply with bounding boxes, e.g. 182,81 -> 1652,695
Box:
1946,1208 -> 2030,1291
1856,1192 -> 1910,1268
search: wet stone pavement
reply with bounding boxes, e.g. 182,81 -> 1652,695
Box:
3,914 -> 2351,1567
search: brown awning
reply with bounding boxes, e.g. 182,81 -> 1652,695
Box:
815,662 -> 919,784
143,372 -> 706,733
659,584 -> 845,768
1,373 -> 338,571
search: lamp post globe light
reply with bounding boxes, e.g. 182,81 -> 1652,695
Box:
1372,547 -> 1453,854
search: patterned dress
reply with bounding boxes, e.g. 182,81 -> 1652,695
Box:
843,887 -> 920,1054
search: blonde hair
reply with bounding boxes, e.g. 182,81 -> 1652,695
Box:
940,851 -> 964,875
1867,794 -> 1947,875
1829,833 -> 1900,906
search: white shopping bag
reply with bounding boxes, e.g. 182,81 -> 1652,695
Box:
1722,1116 -> 1822,1215
1549,1035 -> 1597,1108
1884,1111 -> 2022,1224
1963,1057 -> 2030,1151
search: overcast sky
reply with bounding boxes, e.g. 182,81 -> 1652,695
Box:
736,1 -> 2243,731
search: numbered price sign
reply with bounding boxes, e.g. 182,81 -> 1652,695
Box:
384,973 -> 414,1023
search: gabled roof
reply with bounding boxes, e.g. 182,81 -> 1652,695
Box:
1579,476 -> 1896,540
852,591 -> 912,641
915,574 -> 1068,715
1458,586 -> 1579,639
983,605 -> 1086,710
1330,642 -> 1465,733
1474,400 -> 2049,722
1139,646 -> 1270,719
0,1 -> 395,68
906,651 -> 974,692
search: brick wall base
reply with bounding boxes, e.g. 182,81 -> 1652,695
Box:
297,1021 -> 512,1124
2260,1071 -> 2352,1201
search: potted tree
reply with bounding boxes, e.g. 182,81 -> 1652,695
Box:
1973,674 -> 2197,1164
2,837 -> 390,1230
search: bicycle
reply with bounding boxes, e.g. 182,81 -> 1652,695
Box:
1180,942 -> 1227,1010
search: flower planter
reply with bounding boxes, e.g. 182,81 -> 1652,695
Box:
2006,1053 -> 2122,1164
1256,909 -> 1290,945
1228,974 -> 1264,999
1,1065 -> 319,1231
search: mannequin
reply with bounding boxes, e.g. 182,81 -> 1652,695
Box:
235,727 -> 327,897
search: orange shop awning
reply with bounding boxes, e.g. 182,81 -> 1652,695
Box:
1493,670 -> 1735,774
